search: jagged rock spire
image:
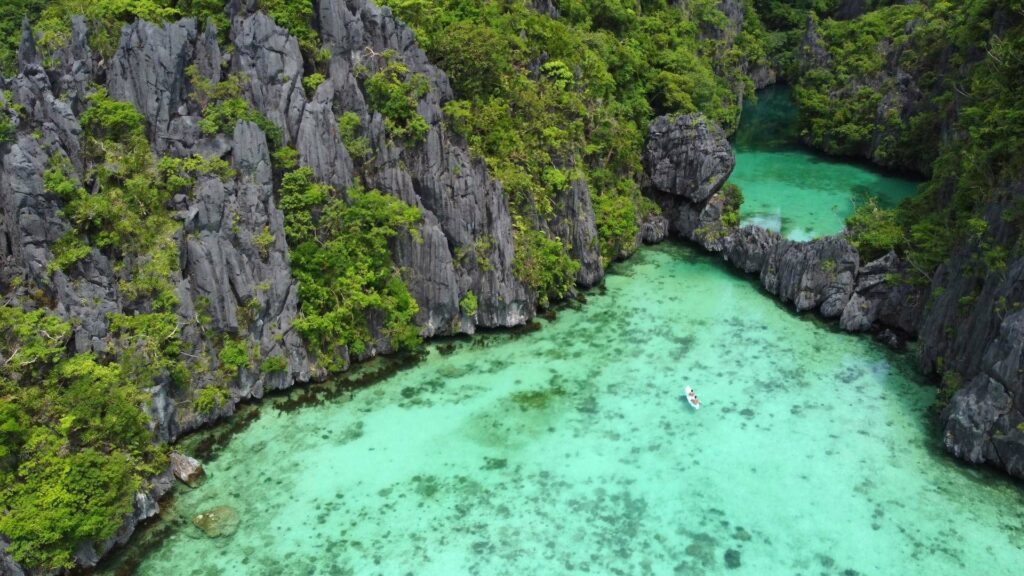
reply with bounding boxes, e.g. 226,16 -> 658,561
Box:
194,18 -> 223,85
17,17 -> 40,73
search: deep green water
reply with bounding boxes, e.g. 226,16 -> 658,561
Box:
105,244 -> 1024,576
731,87 -> 920,241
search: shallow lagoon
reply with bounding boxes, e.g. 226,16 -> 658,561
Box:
732,87 -> 920,241
108,244 -> 1024,576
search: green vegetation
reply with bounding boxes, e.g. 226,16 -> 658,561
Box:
791,4 -> 938,167
379,0 -> 768,282
459,290 -> 478,317
845,198 -> 903,261
259,355 -> 287,374
512,224 -> 580,307
278,165 -> 423,369
45,89 -> 184,309
0,307 -> 165,570
362,59 -> 431,143
302,72 -> 326,96
0,3 -> 778,567
188,66 -> 282,145
257,0 -> 322,59
193,385 -> 228,415
719,183 -> 744,228
594,191 -> 640,265
3,0 -> 320,70
0,110 -> 14,144
790,2 -> 1024,285
337,111 -> 372,161
217,337 -> 251,374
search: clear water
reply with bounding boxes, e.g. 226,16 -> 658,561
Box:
105,244 -> 1024,576
732,87 -> 921,241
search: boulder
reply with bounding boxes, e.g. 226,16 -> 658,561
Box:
170,452 -> 206,486
643,114 -> 735,203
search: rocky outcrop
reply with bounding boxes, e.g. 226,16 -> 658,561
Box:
839,251 -> 925,335
0,539 -> 25,576
920,178 -> 1024,477
644,112 -> 861,320
108,19 -> 197,154
645,114 -> 735,204
169,452 -> 205,487
644,112 -> 916,333
531,0 -> 560,19
644,113 -> 737,253
314,0 -> 536,333
760,235 -> 859,317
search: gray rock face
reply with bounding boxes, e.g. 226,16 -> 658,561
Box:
839,252 -> 925,334
312,0 -> 534,331
920,179 -> 1024,478
0,538 -> 25,576
231,12 -> 305,144
644,114 -> 735,204
797,15 -> 831,73
644,113 -> 738,254
761,236 -> 859,317
51,16 -> 94,114
638,214 -> 670,245
553,174 -> 604,287
108,19 -> 197,154
722,225 -> 779,274
531,0 -> 560,18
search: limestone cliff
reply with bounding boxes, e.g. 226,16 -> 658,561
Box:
0,3 -> 544,570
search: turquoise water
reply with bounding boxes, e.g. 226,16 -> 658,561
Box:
732,87 -> 921,241
105,244 -> 1024,575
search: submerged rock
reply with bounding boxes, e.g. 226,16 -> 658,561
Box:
193,506 -> 241,538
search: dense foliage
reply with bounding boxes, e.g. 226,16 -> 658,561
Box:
380,0 -> 768,274
789,1 -> 1024,283
0,0 -> 319,69
277,161 -> 422,370
791,3 -> 940,168
362,59 -> 431,143
0,307 -> 166,570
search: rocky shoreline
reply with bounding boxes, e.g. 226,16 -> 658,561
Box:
642,110 -> 1024,480
1,1 -> 1022,573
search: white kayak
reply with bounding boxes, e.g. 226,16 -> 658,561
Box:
684,386 -> 701,410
